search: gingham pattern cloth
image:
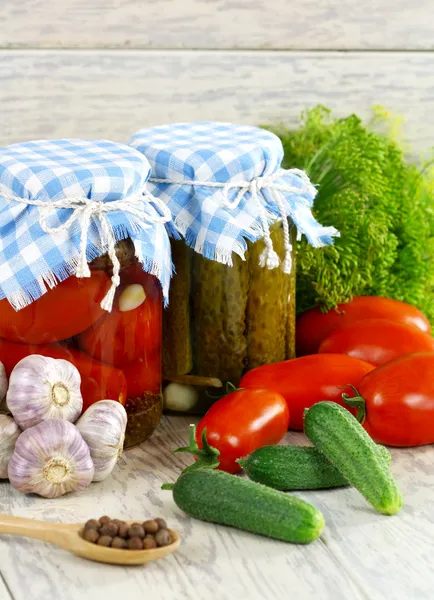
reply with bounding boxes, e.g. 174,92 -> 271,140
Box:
129,122 -> 339,264
0,139 -> 172,309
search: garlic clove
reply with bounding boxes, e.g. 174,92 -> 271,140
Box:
118,284 -> 146,312
6,355 -> 83,430
75,400 -> 127,482
0,415 -> 20,479
0,361 -> 7,402
163,383 -> 199,412
8,419 -> 94,498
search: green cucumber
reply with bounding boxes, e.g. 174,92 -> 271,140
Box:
169,468 -> 325,544
237,443 -> 391,490
304,402 -> 403,515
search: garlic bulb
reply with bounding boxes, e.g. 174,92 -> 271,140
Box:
0,415 -> 20,478
75,400 -> 127,482
7,355 -> 83,430
0,361 -> 7,401
8,419 -> 94,498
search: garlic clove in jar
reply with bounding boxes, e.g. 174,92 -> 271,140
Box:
7,355 -> 83,430
163,383 -> 199,412
75,400 -> 127,482
118,284 -> 146,312
8,419 -> 94,498
0,415 -> 20,479
0,361 -> 8,402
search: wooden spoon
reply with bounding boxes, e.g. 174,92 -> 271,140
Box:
0,515 -> 181,566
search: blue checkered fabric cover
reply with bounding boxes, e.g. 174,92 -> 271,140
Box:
129,122 -> 339,265
0,139 -> 172,309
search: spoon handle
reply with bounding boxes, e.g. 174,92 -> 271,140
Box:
0,514 -> 71,547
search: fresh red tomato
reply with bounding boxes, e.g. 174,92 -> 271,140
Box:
196,388 -> 289,473
296,296 -> 431,356
347,352 -> 434,446
319,318 -> 434,367
240,354 -> 375,430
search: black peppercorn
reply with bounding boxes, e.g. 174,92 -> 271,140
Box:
82,516 -> 172,550
100,522 -> 119,537
143,537 -> 157,550
155,518 -> 167,530
111,536 -> 128,549
155,529 -> 172,547
143,519 -> 159,534
118,523 -> 129,539
83,528 -> 100,544
84,519 -> 100,531
128,524 -> 145,539
127,537 -> 144,550
97,535 -> 113,547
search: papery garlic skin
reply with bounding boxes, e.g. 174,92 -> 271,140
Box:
0,362 -> 7,401
8,420 -> 94,498
75,400 -> 127,482
7,355 -> 83,430
0,415 -> 20,479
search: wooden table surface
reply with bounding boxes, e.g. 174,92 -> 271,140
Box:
0,414 -> 433,600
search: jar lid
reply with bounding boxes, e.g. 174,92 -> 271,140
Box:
129,122 -> 339,273
0,139 -> 173,310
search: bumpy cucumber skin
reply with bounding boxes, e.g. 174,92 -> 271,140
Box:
304,402 -> 403,515
239,446 -> 348,490
172,469 -> 325,544
238,445 -> 391,490
377,444 -> 392,465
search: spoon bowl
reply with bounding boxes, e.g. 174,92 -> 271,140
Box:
0,514 -> 181,566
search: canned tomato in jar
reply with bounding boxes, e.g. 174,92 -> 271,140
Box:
0,139 -> 173,447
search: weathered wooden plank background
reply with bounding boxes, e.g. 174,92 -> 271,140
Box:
1,0 -> 433,49
1,51 -> 433,151
0,0 -> 433,151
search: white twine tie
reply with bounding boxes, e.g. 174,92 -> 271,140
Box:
150,169 -> 314,274
2,186 -> 171,312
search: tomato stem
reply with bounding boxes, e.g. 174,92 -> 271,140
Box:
342,385 -> 367,424
226,381 -> 242,393
205,381 -> 243,401
162,426 -> 221,489
173,425 -> 220,472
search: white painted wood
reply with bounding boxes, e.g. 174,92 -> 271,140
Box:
0,576 -> 12,600
1,50 -> 433,154
0,0 -> 433,50
0,415 -> 433,600
0,416 -> 363,600
299,444 -> 434,600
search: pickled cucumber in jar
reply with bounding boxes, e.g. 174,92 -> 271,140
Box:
129,121 -> 339,411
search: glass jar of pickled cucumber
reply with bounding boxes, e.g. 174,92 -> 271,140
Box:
159,226 -> 297,412
164,224 -> 296,375
129,122 -> 338,412
0,139 -> 172,446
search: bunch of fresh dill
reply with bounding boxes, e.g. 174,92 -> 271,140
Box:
267,106 -> 434,323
